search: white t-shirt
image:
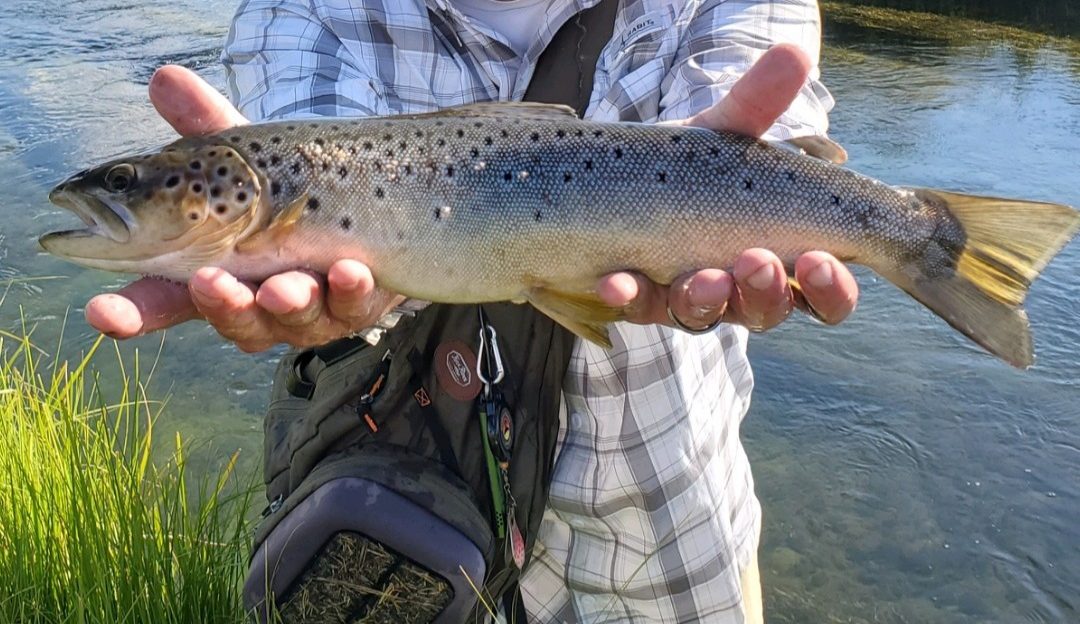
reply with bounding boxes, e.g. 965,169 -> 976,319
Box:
453,0 -> 552,56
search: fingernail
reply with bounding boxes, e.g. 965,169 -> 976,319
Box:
191,277 -> 225,308
692,305 -> 719,319
746,264 -> 776,291
806,262 -> 834,289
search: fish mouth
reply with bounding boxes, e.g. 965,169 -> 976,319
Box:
41,185 -> 132,254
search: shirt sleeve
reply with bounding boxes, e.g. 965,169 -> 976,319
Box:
221,0 -> 385,121
658,0 -> 834,140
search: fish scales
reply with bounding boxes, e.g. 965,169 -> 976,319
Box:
201,110 -> 934,301
41,102 -> 1080,367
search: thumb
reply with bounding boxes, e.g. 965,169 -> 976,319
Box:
683,43 -> 812,137
149,65 -> 249,137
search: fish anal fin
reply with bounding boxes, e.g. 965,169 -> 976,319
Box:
403,102 -> 579,121
237,193 -> 307,253
525,285 -> 624,348
785,135 -> 848,165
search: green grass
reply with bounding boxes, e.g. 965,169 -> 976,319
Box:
0,322 -> 255,623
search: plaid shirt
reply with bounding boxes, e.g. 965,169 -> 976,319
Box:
223,0 -> 833,621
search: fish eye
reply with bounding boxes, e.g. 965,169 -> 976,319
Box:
103,164 -> 136,193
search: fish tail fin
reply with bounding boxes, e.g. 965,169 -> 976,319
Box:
886,189 -> 1079,368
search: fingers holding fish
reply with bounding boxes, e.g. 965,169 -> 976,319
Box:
666,270 -> 732,331
792,252 -> 859,325
188,267 -> 276,348
726,249 -> 794,333
325,260 -> 404,329
149,65 -> 248,137
85,278 -> 200,338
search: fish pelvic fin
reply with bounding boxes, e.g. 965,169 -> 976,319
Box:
893,189 -> 1080,368
525,285 -> 625,348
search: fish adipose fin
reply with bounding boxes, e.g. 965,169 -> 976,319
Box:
784,135 -> 849,165
894,189 -> 1080,369
525,285 -> 625,348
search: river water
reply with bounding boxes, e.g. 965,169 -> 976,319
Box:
0,2 -> 1077,622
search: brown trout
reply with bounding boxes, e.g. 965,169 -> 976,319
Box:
41,102 -> 1079,367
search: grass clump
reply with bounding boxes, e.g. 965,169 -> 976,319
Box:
0,327 -> 254,623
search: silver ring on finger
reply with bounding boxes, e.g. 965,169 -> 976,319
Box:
666,303 -> 722,335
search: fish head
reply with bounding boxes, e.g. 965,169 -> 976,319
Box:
40,141 -> 266,275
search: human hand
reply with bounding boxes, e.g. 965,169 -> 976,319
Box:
84,66 -> 402,351
597,44 -> 859,332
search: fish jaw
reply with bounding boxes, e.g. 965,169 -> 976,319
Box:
39,184 -> 143,271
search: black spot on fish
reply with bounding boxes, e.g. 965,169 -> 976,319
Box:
250,142 -> 262,152
709,147 -> 720,157
363,141 -> 373,150
338,166 -> 348,179
207,150 -> 217,157
563,172 -> 572,183
614,148 -> 623,159
743,179 -> 753,191
314,138 -> 324,147
433,207 -> 442,221
192,183 -> 203,193
435,120 -> 444,126
383,134 -> 392,142
215,204 -> 227,215
470,148 -> 479,158
217,166 -> 228,177
530,132 -> 540,142
785,171 -> 796,182
210,186 -> 221,198
225,152 -> 234,158
236,191 -> 247,202
256,159 -> 267,169
271,137 -> 281,145
399,140 -> 407,150
189,211 -> 200,221
556,130 -> 566,138
290,163 -> 301,175
385,149 -> 394,158
374,187 -> 384,198
583,159 -> 593,171
287,125 -> 296,131
189,160 -> 202,170
331,125 -> 340,131
341,217 -> 352,231
593,130 -> 603,137
500,129 -> 509,138
306,197 -> 319,211
503,172 -> 512,181
474,122 -> 483,128
310,123 -> 319,129
484,136 -> 493,145
165,175 -> 180,188
446,165 -> 455,177
233,176 -> 243,185
671,135 -> 682,144
229,136 -> 240,143
832,195 -> 841,206
575,129 -> 584,137
414,130 -> 423,138
396,231 -> 405,240
534,209 -> 542,222
321,163 -> 330,172
271,155 -> 281,166
456,129 -> 465,138
657,172 -> 667,184
271,181 -> 282,196
436,138 -> 446,147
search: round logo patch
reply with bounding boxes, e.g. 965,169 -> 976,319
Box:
434,340 -> 482,402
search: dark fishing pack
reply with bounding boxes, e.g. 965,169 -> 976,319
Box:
242,4 -> 620,620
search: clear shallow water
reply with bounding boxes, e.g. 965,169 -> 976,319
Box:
1,2 -> 1077,622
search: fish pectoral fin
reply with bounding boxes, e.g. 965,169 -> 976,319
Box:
402,102 -> 579,121
525,286 -> 625,349
784,135 -> 849,165
236,193 -> 307,253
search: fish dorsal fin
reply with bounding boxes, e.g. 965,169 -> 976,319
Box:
785,135 -> 849,165
525,283 -> 625,348
236,193 -> 307,253
403,102 -> 579,121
